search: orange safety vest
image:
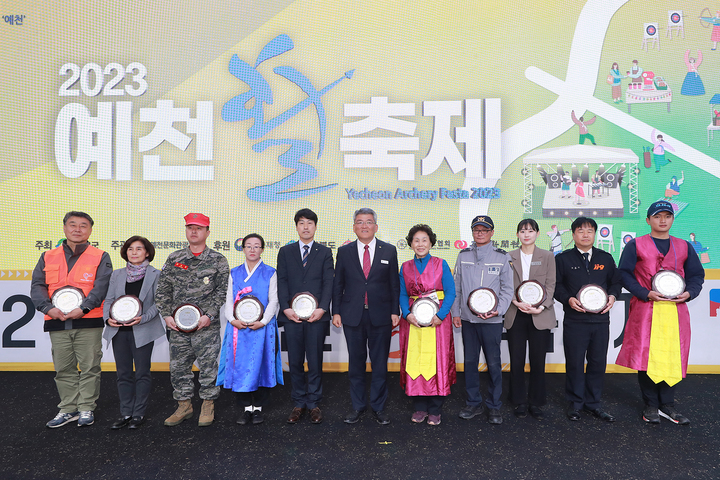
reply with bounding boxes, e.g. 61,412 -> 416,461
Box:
43,244 -> 105,319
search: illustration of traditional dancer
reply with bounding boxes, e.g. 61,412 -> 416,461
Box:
571,110 -> 597,145
681,50 -> 704,95
547,225 -> 570,256
651,129 -> 675,172
609,62 -> 625,103
664,171 -> 685,200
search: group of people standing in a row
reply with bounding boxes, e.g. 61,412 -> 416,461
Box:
31,200 -> 703,430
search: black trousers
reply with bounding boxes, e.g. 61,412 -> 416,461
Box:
413,396 -> 445,415
563,321 -> 608,410
506,311 -> 551,406
236,387 -> 271,407
284,320 -> 328,409
343,309 -> 392,412
112,329 -> 154,417
638,371 -> 676,407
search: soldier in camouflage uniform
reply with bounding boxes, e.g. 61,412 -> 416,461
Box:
451,215 -> 513,425
156,213 -> 229,427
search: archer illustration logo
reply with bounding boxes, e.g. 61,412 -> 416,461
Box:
222,34 -> 354,202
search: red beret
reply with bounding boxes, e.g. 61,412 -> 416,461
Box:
184,213 -> 210,227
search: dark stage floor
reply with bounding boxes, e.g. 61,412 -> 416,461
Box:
1,371 -> 718,480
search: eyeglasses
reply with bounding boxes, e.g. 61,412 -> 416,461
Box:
472,229 -> 492,235
354,221 -> 376,226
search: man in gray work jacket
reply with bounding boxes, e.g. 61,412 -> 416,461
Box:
452,215 -> 513,425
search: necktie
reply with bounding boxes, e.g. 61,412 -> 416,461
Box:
302,245 -> 309,268
582,252 -> 590,272
363,245 -> 370,306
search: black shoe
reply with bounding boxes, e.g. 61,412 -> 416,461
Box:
236,410 -> 253,425
514,404 -> 528,418
459,404 -> 485,420
373,410 -> 390,425
529,405 -> 544,420
252,410 -> 264,425
128,416 -> 145,429
567,406 -> 581,421
488,408 -> 503,425
111,416 -> 131,430
642,405 -> 660,424
659,405 -> 690,425
344,410 -> 365,424
583,407 -> 616,422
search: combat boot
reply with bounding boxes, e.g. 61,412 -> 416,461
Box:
198,399 -> 215,427
164,399 -> 193,426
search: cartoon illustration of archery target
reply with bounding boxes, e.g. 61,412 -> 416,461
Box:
620,232 -> 636,251
595,224 -> 615,252
645,23 -> 658,38
643,22 -> 660,51
667,10 -> 684,38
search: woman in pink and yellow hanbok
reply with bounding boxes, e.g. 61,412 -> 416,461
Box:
398,224 -> 456,426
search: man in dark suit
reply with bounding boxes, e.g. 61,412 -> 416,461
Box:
554,217 -> 622,423
333,208 -> 400,425
277,208 -> 334,425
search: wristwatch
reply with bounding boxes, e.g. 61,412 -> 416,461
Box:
82,306 -> 91,315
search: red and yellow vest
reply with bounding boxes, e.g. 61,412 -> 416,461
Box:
43,244 -> 104,319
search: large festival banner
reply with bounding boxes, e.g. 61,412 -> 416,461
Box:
1,0 -> 719,371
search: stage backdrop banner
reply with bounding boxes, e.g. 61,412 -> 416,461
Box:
1,0 -> 719,371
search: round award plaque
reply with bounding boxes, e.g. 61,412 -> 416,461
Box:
467,288 -> 499,316
291,292 -> 318,320
110,295 -> 143,324
411,297 -> 439,327
51,286 -> 85,314
174,304 -> 202,332
577,284 -> 608,314
234,295 -> 265,324
515,280 -> 547,308
652,270 -> 686,299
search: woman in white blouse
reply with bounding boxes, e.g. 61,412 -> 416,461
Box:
216,233 -> 283,425
504,219 -> 557,420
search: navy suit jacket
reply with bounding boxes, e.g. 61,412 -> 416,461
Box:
332,239 -> 400,327
276,241 -> 334,325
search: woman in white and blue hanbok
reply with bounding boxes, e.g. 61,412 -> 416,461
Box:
217,234 -> 283,425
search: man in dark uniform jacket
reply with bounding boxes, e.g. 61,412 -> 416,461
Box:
332,208 -> 400,425
554,217 -> 621,422
277,208 -> 334,425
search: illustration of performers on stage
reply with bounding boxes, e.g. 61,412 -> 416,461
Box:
522,144 -> 639,219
